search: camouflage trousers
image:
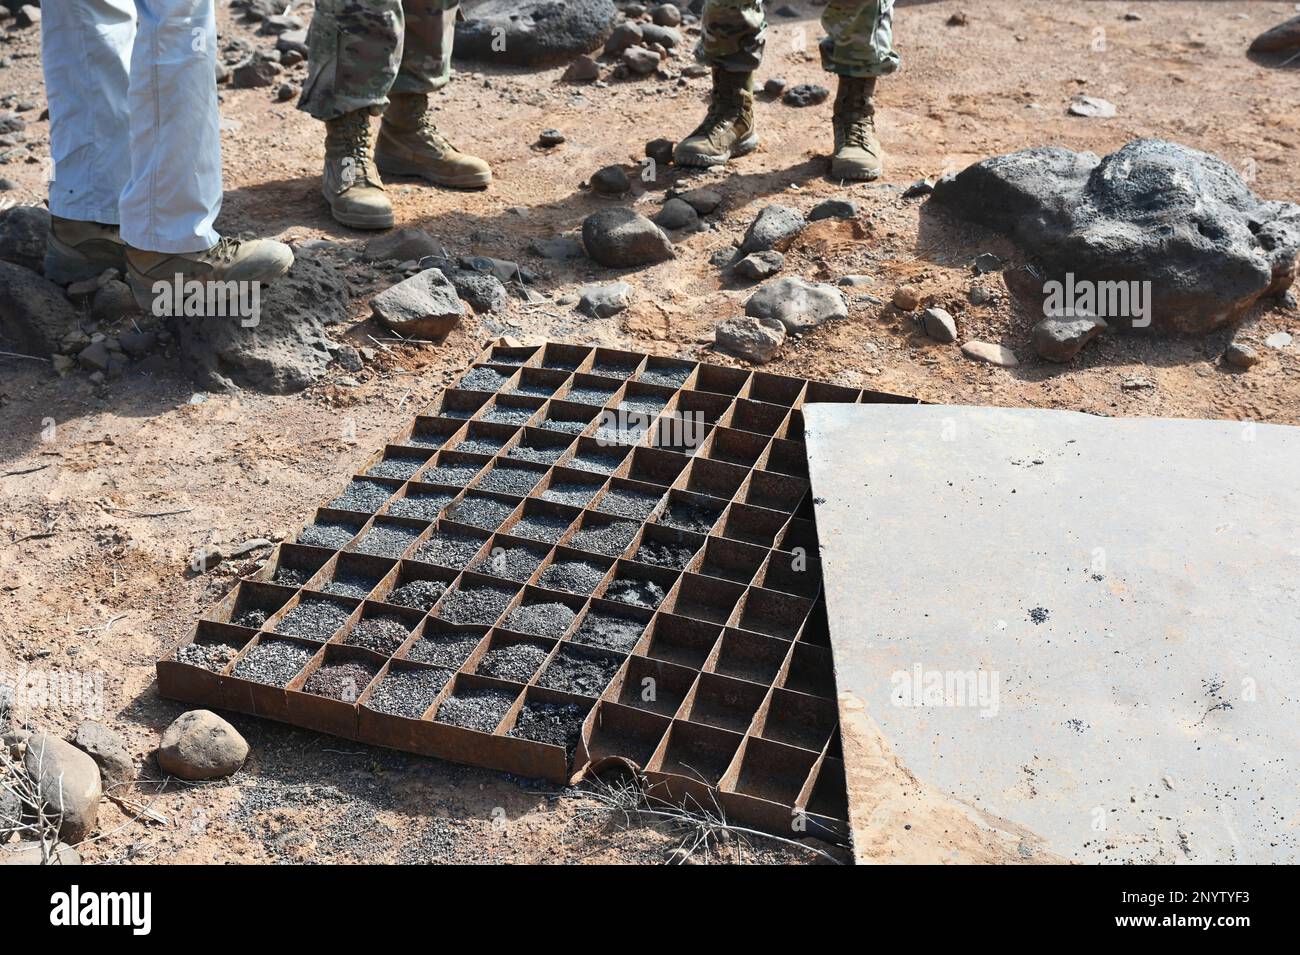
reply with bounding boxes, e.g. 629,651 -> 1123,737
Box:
298,0 -> 459,121
701,0 -> 899,77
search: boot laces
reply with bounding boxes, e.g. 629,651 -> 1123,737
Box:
838,92 -> 877,152
413,112 -> 455,158
209,236 -> 242,263
338,114 -> 381,187
689,83 -> 745,142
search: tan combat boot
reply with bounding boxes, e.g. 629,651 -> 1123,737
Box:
375,93 -> 492,189
673,68 -> 757,168
323,109 -> 395,229
44,215 -> 128,285
830,76 -> 883,181
125,236 -> 294,311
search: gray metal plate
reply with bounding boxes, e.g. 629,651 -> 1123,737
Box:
804,404 -> 1299,865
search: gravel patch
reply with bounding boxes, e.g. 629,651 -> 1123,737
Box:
593,422 -> 648,445
540,481 -> 599,507
435,687 -> 516,732
414,529 -> 485,568
482,405 -> 536,425
596,487 -> 662,519
233,608 -> 270,629
508,701 -> 587,753
305,661 -> 378,701
366,454 -> 429,480
422,463 -> 485,486
345,615 -> 412,655
503,602 -> 576,639
322,572 -> 381,599
591,359 -> 639,377
511,511 -> 574,542
438,584 -> 517,624
605,577 -> 668,609
176,642 -> 240,671
404,430 -> 447,449
476,464 -> 543,496
445,495 -> 516,528
477,640 -> 551,683
406,631 -> 482,668
507,443 -> 568,465
634,538 -> 697,569
456,435 -> 510,456
619,395 -> 669,416
460,367 -> 512,392
539,418 -> 591,435
364,667 -> 451,718
638,366 -> 693,388
386,491 -> 455,521
272,565 -> 310,586
571,611 -> 647,653
439,407 -> 476,420
473,545 -> 545,583
275,598 -> 353,640
566,384 -> 620,405
569,519 -> 639,556
232,640 -> 316,686
568,448 -> 626,474
537,650 -> 623,697
299,521 -> 360,549
660,499 -> 722,533
539,559 -> 608,594
509,380 -> 557,398
354,524 -> 423,558
386,578 -> 448,611
330,479 -> 397,513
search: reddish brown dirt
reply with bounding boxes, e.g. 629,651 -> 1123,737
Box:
0,1 -> 1296,864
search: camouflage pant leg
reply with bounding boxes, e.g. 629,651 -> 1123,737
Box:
819,0 -> 899,77
298,0 -> 458,120
699,0 -> 766,72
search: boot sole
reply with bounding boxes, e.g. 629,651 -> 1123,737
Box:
375,156 -> 491,189
673,132 -> 759,168
43,236 -> 127,286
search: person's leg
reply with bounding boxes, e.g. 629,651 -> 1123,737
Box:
297,0 -> 403,227
821,0 -> 899,181
375,0 -> 491,188
39,0 -> 135,282
674,0 -> 764,167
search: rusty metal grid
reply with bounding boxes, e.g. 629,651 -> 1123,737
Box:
157,341 -> 918,841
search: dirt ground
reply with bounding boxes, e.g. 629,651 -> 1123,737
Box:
1,1 -> 1296,864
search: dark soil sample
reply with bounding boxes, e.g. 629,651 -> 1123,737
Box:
445,495 -> 515,529
386,491 -> 455,521
508,443 -> 568,465
539,559 -> 608,594
272,565 -> 310,587
460,366 -> 511,392
638,366 -> 693,388
275,598 -> 353,641
660,499 -> 721,534
537,650 -> 623,697
568,449 -> 625,474
477,640 -> 551,683
605,577 -> 668,609
365,667 -> 450,719
508,701 -> 587,753
404,430 -> 447,449
503,602 -> 576,639
304,660 -> 377,702
482,405 -> 535,425
177,642 -> 240,671
354,524 -> 422,558
435,687 -> 516,732
476,464 -> 543,496
232,640 -> 315,686
509,380 -> 557,398
386,578 -> 447,611
345,615 -> 411,655
596,487 -> 663,519
540,481 -> 598,507
406,631 -> 482,668
233,608 -> 269,629
414,529 -> 485,568
511,511 -> 574,543
569,520 -> 639,556
571,611 -> 647,653
566,384 -> 619,405
366,454 -> 429,480
473,545 -> 544,583
322,572 -> 380,599
438,583 -> 517,625
422,463 -> 485,486
329,479 -> 396,513
539,418 -> 591,435
634,538 -> 697,570
298,521 -> 359,549
456,435 -> 509,456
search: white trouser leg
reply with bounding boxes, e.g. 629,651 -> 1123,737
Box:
41,0 -> 136,224
117,0 -> 222,253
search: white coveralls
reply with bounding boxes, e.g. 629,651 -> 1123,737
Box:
41,0 -> 222,253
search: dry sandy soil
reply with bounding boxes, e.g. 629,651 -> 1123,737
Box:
0,0 -> 1296,864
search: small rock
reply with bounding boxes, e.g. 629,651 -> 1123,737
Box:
363,227 -> 439,263
745,277 -> 848,332
969,285 -> 992,306
762,77 -> 787,97
972,252 -> 1003,274
1223,342 -> 1259,369
562,55 -> 600,82
117,330 -> 157,357
948,11 -> 969,26
654,197 -> 699,230
0,203 -> 49,272
892,285 -> 922,311
230,53 -> 280,89
370,268 -> 466,338
674,187 -> 722,215
640,23 -> 681,49
530,236 -> 586,260
24,733 -> 101,843
71,721 -> 134,791
902,178 -> 935,198
1068,95 -> 1117,119
189,544 -> 225,573
15,5 -> 40,28
604,21 -> 643,56
783,83 -> 830,107
334,343 -> 364,371
1249,16 -> 1300,55
650,3 -> 681,27
577,281 -> 633,318
1264,331 -> 1292,349
591,164 -> 631,194
91,280 -> 140,324
1121,374 -> 1155,390
921,307 -> 958,343
645,138 -> 675,166
1031,315 -> 1106,362
581,207 -> 675,267
276,82 -> 296,102
809,198 -> 858,221
961,340 -> 1019,367
739,204 -> 805,254
78,340 -> 112,372
443,268 -> 509,313
838,274 -> 872,287
716,316 -> 785,363
733,250 -> 784,281
157,710 -> 249,781
622,45 -> 661,74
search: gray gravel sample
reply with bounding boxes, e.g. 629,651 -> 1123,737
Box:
508,443 -> 569,465
305,661 -> 378,701
456,435 -> 510,455
567,383 -> 620,405
508,701 -> 587,753
476,463 -> 543,495
436,687 -> 516,732
365,667 -> 450,718
299,521 -> 360,549
422,462 -> 485,486
438,583 -> 517,624
503,602 -> 577,639
541,481 -> 599,507
386,490 -> 455,521
605,576 -> 668,609
596,487 -> 663,519
275,598 -> 353,640
232,640 -> 316,686
405,430 -> 447,449
638,366 -> 693,387
619,395 -> 669,416
482,405 -> 536,425
445,495 -> 516,528
386,578 -> 448,611
660,499 -> 721,533
460,367 -> 512,391
272,565 -> 310,586
322,572 -> 381,599
366,453 -> 429,480
509,380 -> 557,398
634,538 -> 697,569
477,640 -> 551,682
570,519 -> 639,556
176,642 -> 240,671
330,479 -> 396,513
537,649 -> 623,697
414,529 -> 485,568
354,524 -> 422,558
473,545 -> 545,583
345,615 -> 412,655
512,510 -> 575,543
539,559 -> 608,594
591,359 -> 639,377
232,608 -> 269,629
571,610 -> 647,653
568,448 -> 626,474
406,630 -> 482,668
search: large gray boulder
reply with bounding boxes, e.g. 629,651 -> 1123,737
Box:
0,261 -> 82,355
744,277 -> 847,332
370,268 -> 466,338
23,733 -> 101,844
0,204 -> 49,272
582,207 -> 675,268
929,140 -> 1300,334
739,204 -> 806,254
456,0 -> 617,65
